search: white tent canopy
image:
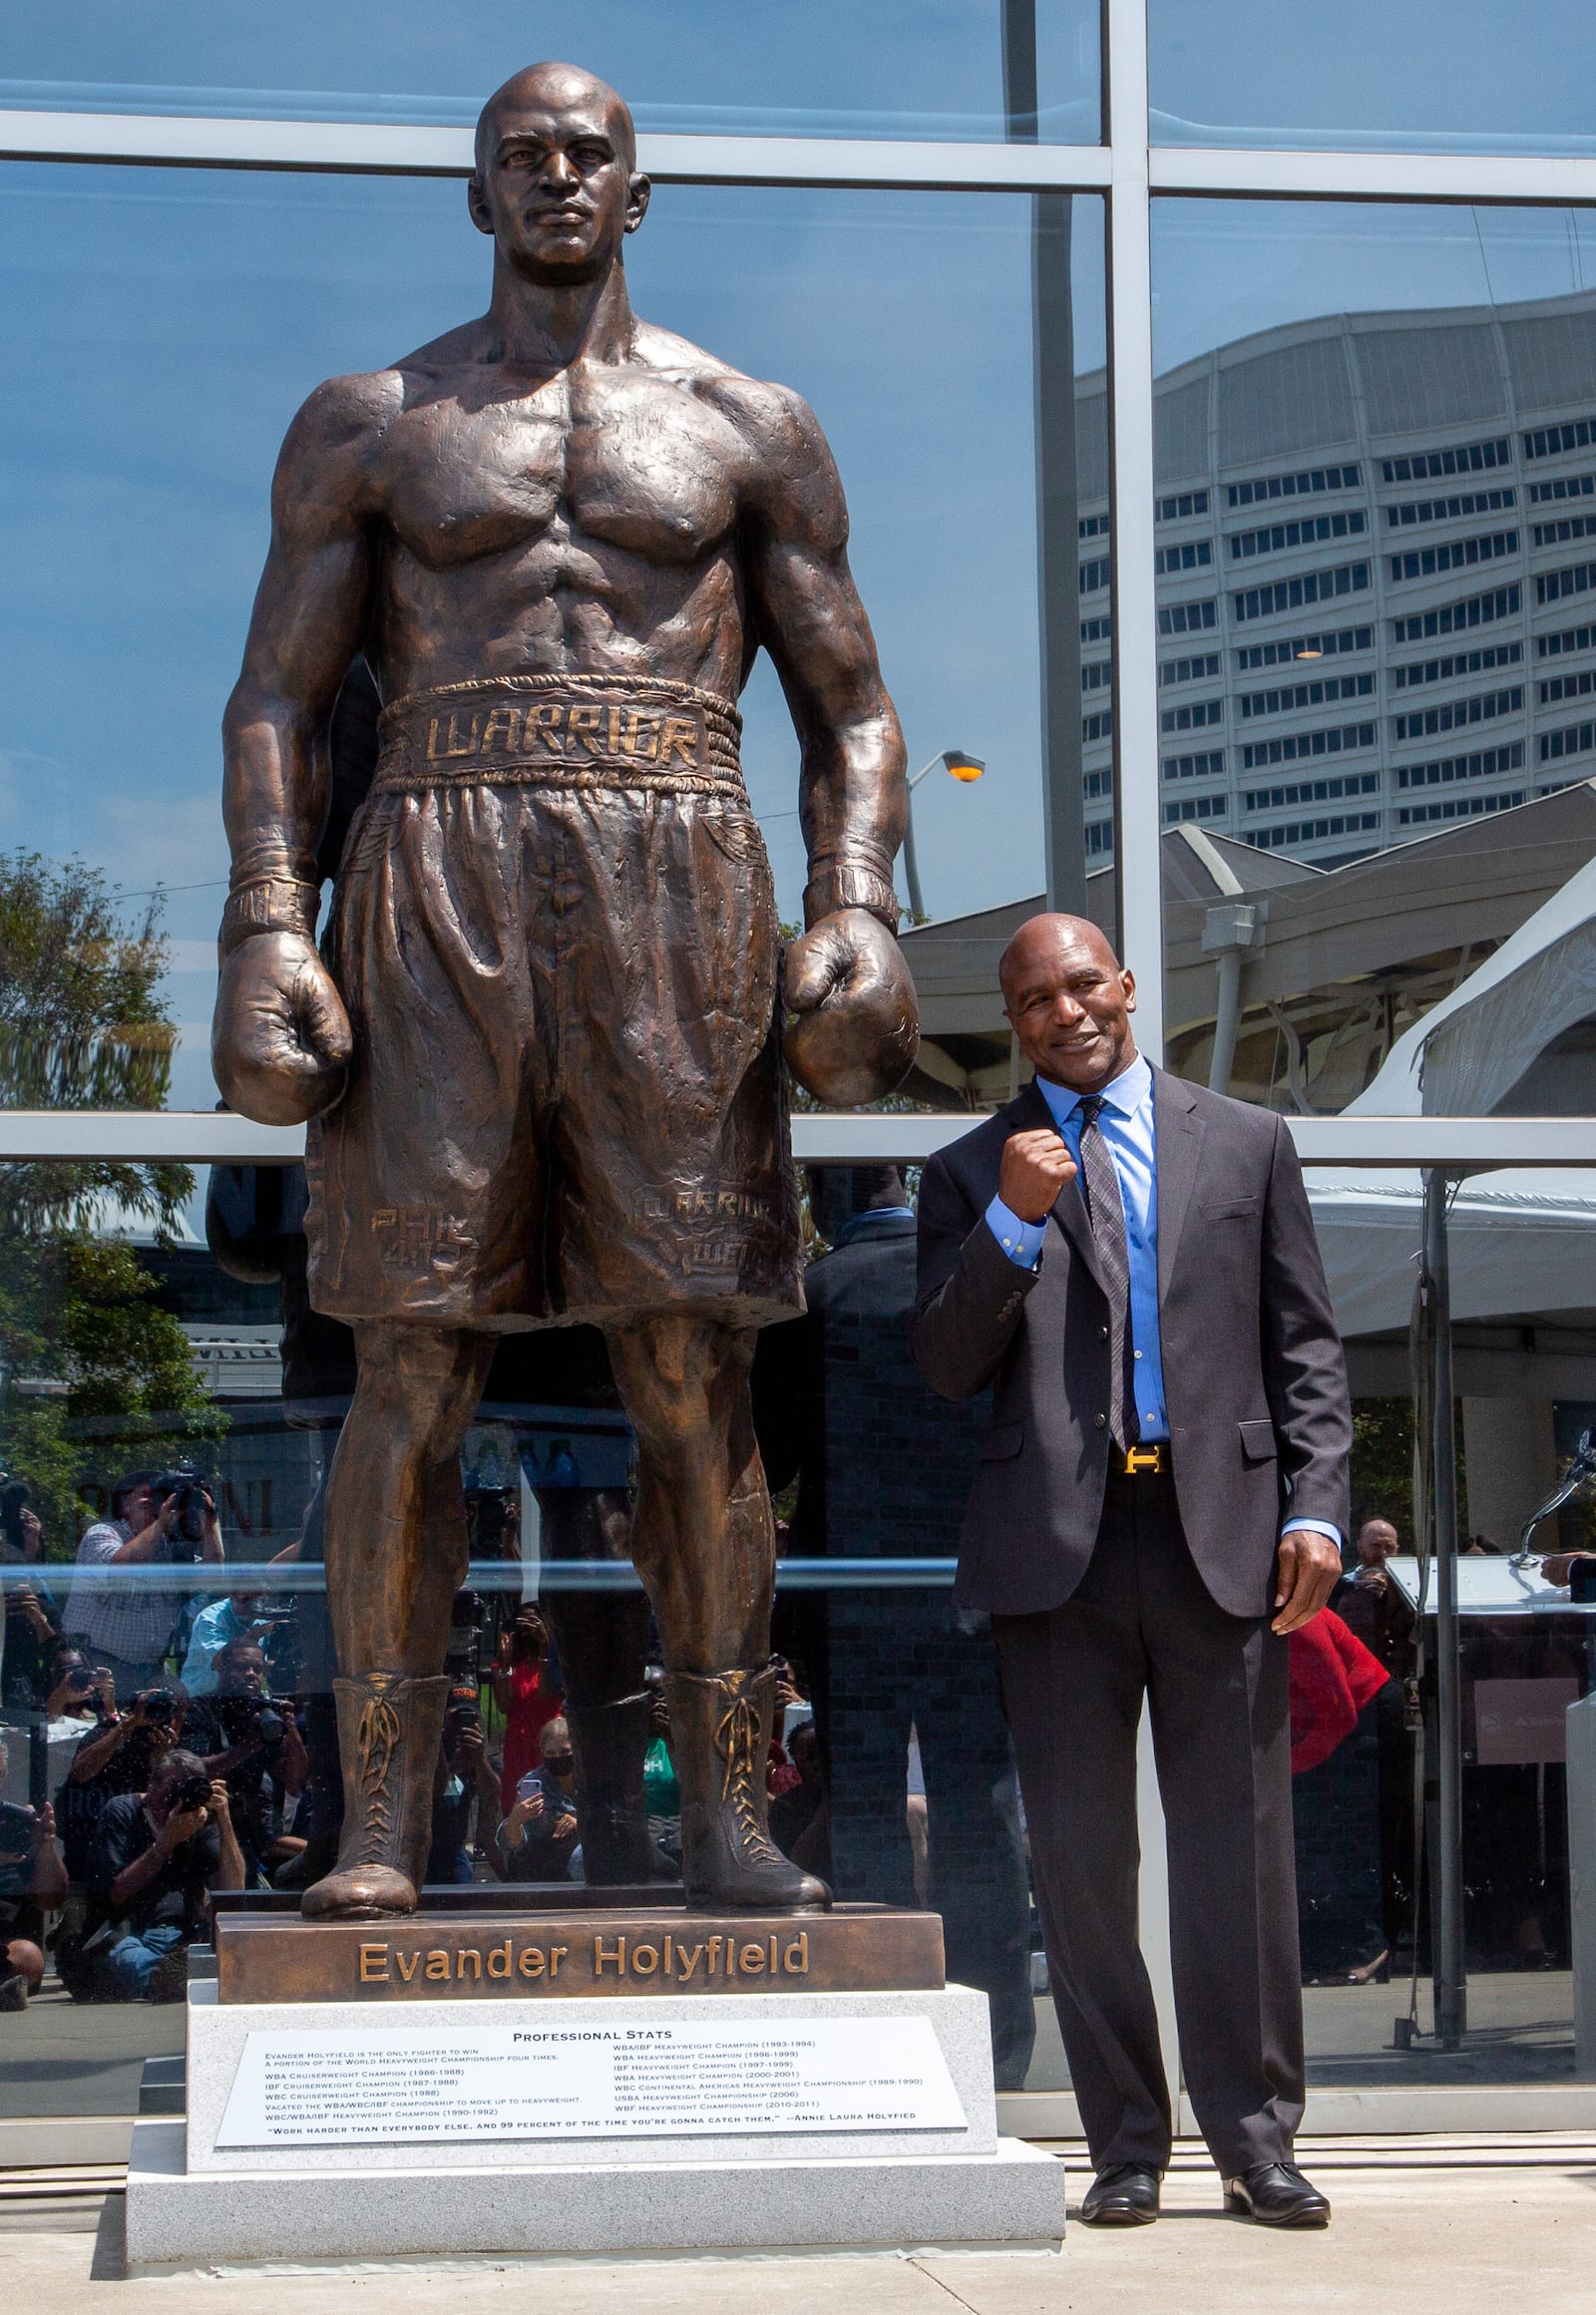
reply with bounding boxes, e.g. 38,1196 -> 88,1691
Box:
1346,849 -> 1596,1119
1308,1167 -> 1596,1340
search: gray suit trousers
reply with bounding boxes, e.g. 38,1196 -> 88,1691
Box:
994,1467 -> 1304,2176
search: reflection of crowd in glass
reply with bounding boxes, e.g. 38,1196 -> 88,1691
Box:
0,1473 -> 827,2008
3,1189 -> 1591,2034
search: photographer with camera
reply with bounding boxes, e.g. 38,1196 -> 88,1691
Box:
0,1733 -> 67,2012
87,1749 -> 243,2001
425,1686 -> 503,1887
41,1648 -> 116,1725
65,1469 -> 222,1703
185,1641 -> 308,1883
497,1717 -> 583,1884
55,1683 -> 190,1891
2,1476 -> 62,1710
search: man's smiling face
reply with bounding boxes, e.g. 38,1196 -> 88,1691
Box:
999,916 -> 1138,1094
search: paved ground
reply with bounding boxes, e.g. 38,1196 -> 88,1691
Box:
0,2137 -> 1591,2312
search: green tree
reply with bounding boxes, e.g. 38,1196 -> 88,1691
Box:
0,848 -> 190,1236
0,852 -> 222,1554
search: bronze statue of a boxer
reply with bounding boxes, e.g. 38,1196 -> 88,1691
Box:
211,61 -> 918,1920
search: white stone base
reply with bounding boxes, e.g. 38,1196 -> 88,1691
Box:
122,1978 -> 1064,2270
125,2118 -> 1065,2269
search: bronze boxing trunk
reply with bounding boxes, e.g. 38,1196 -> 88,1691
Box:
304,673 -> 803,1331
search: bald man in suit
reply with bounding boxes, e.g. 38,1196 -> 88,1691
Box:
911,916 -> 1350,2229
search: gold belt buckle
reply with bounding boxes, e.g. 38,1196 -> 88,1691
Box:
1123,1443 -> 1165,1477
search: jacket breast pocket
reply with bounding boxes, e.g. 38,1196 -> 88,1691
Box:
981,1423 -> 1024,1461
1238,1417 -> 1277,1462
1202,1197 -> 1262,1222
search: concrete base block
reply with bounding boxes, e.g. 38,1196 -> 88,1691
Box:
125,2118 -> 1065,2269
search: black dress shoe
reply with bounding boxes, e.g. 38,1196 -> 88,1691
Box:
1080,2162 -> 1161,2225
1224,2161 -> 1331,2228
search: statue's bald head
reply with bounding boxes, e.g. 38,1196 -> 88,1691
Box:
474,61 -> 636,176
998,914 -> 1138,1093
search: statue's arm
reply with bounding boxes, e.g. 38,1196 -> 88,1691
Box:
731,383 -> 907,935
211,375 -> 389,1126
222,376 -> 386,885
717,378 -> 918,1107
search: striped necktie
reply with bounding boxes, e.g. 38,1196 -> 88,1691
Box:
1077,1095 -> 1137,1450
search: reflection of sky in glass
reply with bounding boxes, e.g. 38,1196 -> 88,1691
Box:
1152,0 -> 1596,155
0,1 -> 1099,142
1154,202 -> 1596,374
0,164 -> 1103,1107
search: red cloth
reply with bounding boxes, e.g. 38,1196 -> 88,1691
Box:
498,1660 -> 564,1810
1288,1609 -> 1389,1774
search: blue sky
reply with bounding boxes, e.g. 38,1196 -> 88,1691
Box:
1150,1 -> 1596,155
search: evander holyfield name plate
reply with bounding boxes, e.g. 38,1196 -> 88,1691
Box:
213,2015 -> 967,2147
212,1904 -> 946,2004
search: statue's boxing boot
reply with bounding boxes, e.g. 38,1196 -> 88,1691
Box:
301,1671 -> 449,1919
566,1691 -> 662,1884
666,1663 -> 830,1912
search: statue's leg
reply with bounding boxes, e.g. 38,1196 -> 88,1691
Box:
605,1313 -> 829,1913
302,1320 -> 496,1921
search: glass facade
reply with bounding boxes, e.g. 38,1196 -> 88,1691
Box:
3,2 -> 1596,2150
0,2 -> 1101,142
1150,0 -> 1596,158
0,165 -> 1103,1115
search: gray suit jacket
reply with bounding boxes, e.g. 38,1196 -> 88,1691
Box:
908,1067 -> 1352,1620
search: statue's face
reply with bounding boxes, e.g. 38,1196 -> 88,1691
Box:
470,83 -> 648,283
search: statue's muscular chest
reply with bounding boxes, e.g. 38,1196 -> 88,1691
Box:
376,371 -> 744,577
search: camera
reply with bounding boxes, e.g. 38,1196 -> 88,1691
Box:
169,1771 -> 212,1818
0,1799 -> 35,1855
153,1462 -> 214,1563
139,1688 -> 178,1725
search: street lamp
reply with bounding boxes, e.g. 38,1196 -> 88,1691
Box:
902,749 -> 986,922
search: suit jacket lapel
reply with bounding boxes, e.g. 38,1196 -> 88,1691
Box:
1153,1064 -> 1204,1302
1003,1079 -> 1106,1293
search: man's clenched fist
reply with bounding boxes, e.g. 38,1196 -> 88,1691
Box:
783,908 -> 919,1107
998,1127 -> 1078,1222
212,932 -> 353,1125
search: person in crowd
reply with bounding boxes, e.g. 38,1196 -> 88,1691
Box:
1333,1514 -> 1419,1963
64,1473 -> 219,1701
1353,1516 -> 1397,1578
641,1672 -> 682,1862
0,1733 -> 67,2011
753,1163 -> 1036,2093
87,1749 -> 243,2001
1289,1608 -> 1391,1984
427,1687 -> 502,1887
491,1604 -> 565,1814
498,1717 -> 581,1883
185,1642 -> 308,1883
768,1718 -> 829,1878
911,914 -> 1350,2229
1,1479 -> 62,1709
181,1587 -> 272,1698
41,1647 -> 114,1725
55,1684 -> 190,1890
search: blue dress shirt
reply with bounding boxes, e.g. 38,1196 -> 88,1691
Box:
986,1053 -> 1169,1441
985,1053 -> 1338,1545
